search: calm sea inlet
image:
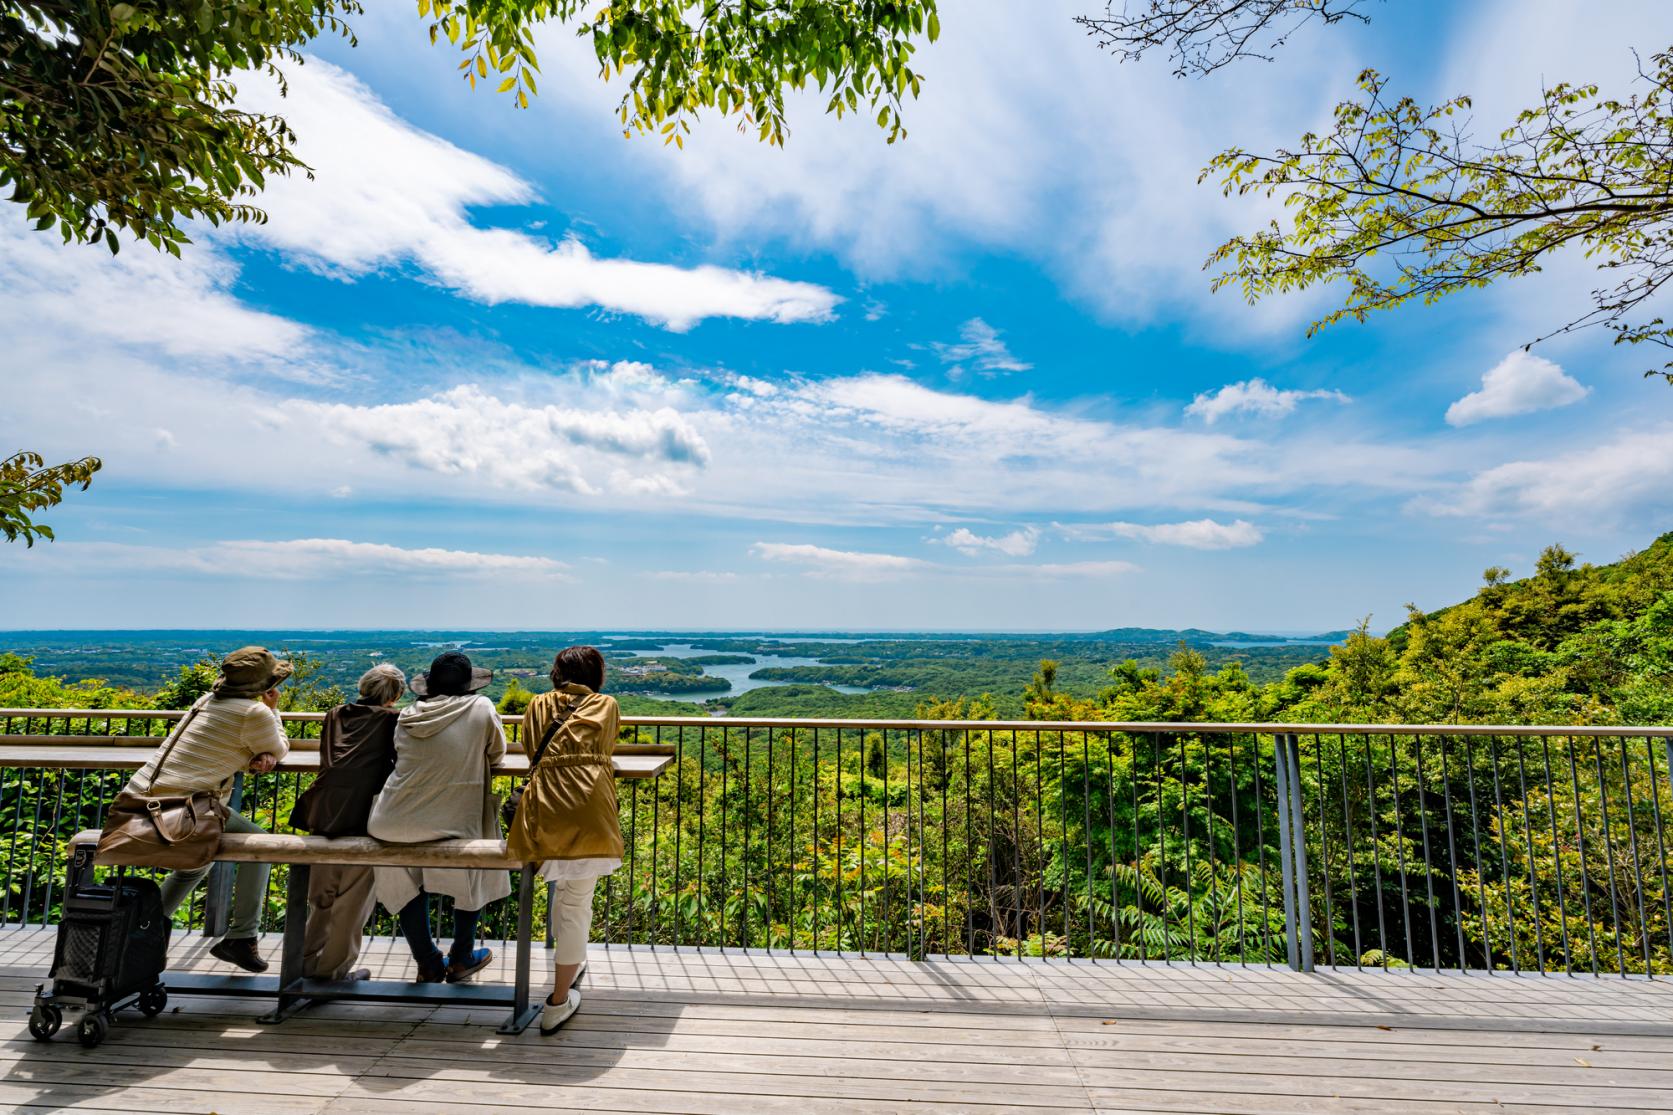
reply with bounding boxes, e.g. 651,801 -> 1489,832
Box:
625,642 -> 870,701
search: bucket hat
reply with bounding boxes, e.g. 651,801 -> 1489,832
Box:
212,646 -> 294,699
410,650 -> 492,698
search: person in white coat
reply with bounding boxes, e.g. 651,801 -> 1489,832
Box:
366,651 -> 511,983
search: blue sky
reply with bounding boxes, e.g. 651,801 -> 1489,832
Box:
4,0 -> 1672,632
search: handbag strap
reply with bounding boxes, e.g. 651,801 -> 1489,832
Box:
144,695 -> 212,792
523,702 -> 573,781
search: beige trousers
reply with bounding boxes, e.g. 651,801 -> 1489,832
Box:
548,875 -> 600,966
301,864 -> 376,980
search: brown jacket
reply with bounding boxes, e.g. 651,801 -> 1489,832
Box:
289,702 -> 397,836
505,683 -> 624,862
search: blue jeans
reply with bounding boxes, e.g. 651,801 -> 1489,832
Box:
156,809 -> 269,939
396,893 -> 481,964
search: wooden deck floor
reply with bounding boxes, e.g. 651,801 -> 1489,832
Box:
1,926 -> 1670,1114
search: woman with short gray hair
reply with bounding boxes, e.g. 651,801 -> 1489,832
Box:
357,662 -> 406,706
287,661 -> 406,981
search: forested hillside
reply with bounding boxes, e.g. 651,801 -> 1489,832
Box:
1018,534 -> 1673,728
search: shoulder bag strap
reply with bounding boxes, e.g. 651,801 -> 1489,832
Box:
526,702 -> 573,775
144,695 -> 212,792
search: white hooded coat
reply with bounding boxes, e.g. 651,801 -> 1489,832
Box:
366,693 -> 512,913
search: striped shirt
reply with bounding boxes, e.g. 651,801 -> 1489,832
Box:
126,695 -> 290,798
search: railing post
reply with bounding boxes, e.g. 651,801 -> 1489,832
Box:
1286,734 -> 1315,973
1273,733 -> 1314,972
203,771 -> 242,938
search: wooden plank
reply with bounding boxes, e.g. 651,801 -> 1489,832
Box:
336,1072 -> 1092,1114
1089,1093 -> 1647,1115
0,1040 -> 382,1077
1077,1066 -> 1673,1109
64,830 -> 524,870
0,1083 -> 326,1115
328,1084 -> 1089,1115
1065,1046 -> 1671,1089
562,1013 -> 1074,1053
1049,1014 -> 1673,1050
1056,1030 -> 1673,1071
0,1057 -> 350,1098
385,1039 -> 1085,1087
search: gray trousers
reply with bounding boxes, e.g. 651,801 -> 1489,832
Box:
157,809 -> 268,939
302,863 -> 377,980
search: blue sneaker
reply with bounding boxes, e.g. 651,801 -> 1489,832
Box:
446,946 -> 492,983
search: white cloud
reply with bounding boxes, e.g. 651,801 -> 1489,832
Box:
18,539 -> 570,580
1420,427 -> 1673,522
935,526 -> 1040,557
1008,560 -> 1139,578
749,541 -> 1136,582
1445,351 -> 1590,426
1063,518 -> 1264,549
299,384 -> 710,495
5,309 -> 1461,527
555,0 -> 1359,336
751,542 -> 926,580
931,318 -> 1031,375
234,60 -> 838,330
0,211 -> 311,368
1185,379 -> 1351,424
644,570 -> 740,583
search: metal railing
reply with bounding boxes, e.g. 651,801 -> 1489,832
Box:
3,710 -> 1670,975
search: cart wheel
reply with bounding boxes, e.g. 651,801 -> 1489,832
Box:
138,986 -> 168,1018
76,1011 -> 109,1049
27,1003 -> 61,1041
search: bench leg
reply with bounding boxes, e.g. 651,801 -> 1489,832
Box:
259,863 -> 311,1024
497,864 -> 540,1035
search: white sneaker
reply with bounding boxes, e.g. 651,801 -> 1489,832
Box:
539,988 -> 580,1036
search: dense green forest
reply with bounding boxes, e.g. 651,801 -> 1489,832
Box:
2,535 -> 1670,972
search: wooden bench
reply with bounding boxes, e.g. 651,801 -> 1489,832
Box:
68,830 -> 549,1034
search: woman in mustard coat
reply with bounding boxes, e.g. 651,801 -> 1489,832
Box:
505,645 -> 623,1035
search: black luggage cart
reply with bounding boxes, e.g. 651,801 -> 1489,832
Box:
30,845 -> 170,1047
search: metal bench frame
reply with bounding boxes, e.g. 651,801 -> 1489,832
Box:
68,840 -> 544,1035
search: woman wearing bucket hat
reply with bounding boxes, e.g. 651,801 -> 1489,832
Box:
124,646 -> 294,972
366,651 -> 511,983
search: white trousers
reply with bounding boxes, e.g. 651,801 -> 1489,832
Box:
548,875 -> 599,966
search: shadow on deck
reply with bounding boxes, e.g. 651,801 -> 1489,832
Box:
0,926 -> 1670,1113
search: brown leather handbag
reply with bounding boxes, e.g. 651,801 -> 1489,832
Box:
96,699 -> 230,869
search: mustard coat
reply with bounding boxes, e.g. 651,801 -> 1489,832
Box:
505,683 -> 624,863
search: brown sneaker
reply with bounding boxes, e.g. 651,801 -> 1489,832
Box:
209,937 -> 268,973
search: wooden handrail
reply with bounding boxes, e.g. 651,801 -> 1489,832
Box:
0,745 -> 670,778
